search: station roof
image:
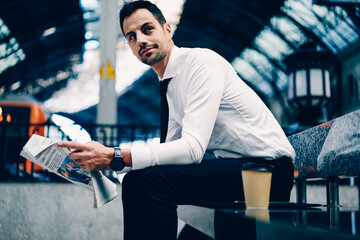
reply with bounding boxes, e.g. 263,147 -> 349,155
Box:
0,0 -> 85,101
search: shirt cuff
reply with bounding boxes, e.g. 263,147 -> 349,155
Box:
130,145 -> 153,170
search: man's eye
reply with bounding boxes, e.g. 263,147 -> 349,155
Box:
144,27 -> 152,33
128,35 -> 135,41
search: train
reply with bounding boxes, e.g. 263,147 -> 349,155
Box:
0,95 -> 47,174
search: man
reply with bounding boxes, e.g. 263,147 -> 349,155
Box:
58,1 -> 295,239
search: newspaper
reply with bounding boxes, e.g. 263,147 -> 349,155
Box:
20,134 -> 118,208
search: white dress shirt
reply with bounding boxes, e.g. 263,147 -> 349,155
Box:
130,46 -> 295,170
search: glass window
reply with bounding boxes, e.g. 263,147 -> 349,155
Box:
325,70 -> 331,98
254,28 -> 292,61
270,16 -> 307,47
288,73 -> 294,100
0,18 -> 26,74
310,69 -> 323,96
276,70 -> 289,91
241,48 -> 273,80
296,69 -> 307,97
232,57 -> 274,97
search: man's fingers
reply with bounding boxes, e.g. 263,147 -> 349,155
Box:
57,141 -> 109,171
68,151 -> 91,161
57,141 -> 86,150
70,158 -> 88,170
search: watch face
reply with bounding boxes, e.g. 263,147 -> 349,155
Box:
110,158 -> 125,171
110,147 -> 125,171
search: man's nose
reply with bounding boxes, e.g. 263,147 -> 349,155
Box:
136,33 -> 147,46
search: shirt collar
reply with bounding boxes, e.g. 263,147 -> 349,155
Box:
159,45 -> 180,81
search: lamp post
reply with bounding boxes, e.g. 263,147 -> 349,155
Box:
285,41 -> 334,127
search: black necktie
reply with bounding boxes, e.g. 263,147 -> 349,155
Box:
160,78 -> 172,143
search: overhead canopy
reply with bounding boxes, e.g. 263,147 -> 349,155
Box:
173,0 -> 286,62
0,0 -> 85,101
175,0 -> 360,98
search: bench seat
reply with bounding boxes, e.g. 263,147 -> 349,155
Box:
288,109 -> 360,206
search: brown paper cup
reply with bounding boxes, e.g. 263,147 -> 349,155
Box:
242,169 -> 272,209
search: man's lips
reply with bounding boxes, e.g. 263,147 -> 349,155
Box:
139,44 -> 157,57
140,47 -> 152,56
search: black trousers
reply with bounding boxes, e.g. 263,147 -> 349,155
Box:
121,156 -> 294,240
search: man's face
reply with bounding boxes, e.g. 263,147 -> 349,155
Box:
123,9 -> 172,66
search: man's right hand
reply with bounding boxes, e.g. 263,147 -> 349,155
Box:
57,141 -> 114,171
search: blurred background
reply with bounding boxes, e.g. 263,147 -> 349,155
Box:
1,1 -> 360,239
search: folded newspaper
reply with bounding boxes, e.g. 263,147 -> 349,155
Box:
20,134 -> 118,208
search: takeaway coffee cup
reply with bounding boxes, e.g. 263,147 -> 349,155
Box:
241,164 -> 272,209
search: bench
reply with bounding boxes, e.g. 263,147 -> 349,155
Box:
289,109 -> 360,207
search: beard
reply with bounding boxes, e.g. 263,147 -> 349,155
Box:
139,43 -> 168,66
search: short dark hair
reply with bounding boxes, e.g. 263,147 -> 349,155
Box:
119,1 -> 167,35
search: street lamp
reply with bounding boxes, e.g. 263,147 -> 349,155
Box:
285,41 -> 334,127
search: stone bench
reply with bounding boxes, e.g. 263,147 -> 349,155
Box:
288,109 -> 360,207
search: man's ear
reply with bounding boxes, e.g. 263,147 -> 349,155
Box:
164,23 -> 173,39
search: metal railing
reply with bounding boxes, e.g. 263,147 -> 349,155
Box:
0,120 -> 160,182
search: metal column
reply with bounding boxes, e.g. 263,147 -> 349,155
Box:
97,0 -> 118,145
326,176 -> 340,207
326,177 -> 340,231
296,179 -> 307,204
